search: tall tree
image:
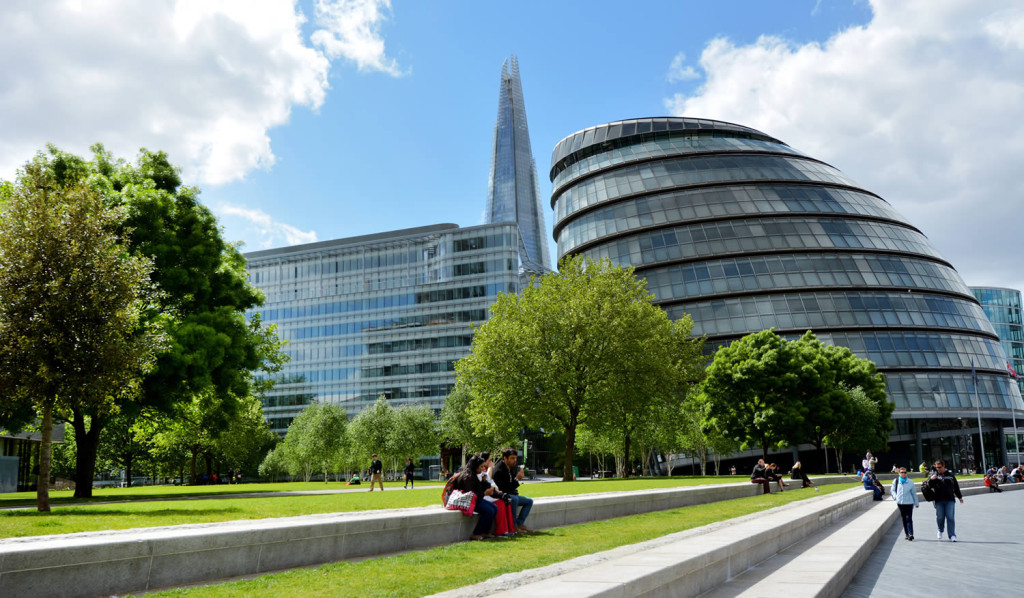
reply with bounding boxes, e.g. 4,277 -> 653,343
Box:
702,329 -> 812,460
824,385 -> 893,472
438,384 -> 517,465
389,403 -> 440,471
0,156 -> 164,510
278,402 -> 347,483
457,256 -> 697,481
26,145 -> 282,497
347,396 -> 396,473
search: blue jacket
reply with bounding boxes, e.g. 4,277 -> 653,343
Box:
890,476 -> 919,505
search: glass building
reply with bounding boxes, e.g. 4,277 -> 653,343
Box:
970,287 -> 1024,392
486,55 -> 550,273
550,116 -> 1024,467
245,223 -> 521,433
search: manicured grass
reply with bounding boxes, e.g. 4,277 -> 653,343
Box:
141,483 -> 857,598
0,476 -> 754,538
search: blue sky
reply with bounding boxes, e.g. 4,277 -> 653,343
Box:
3,1 -> 1023,291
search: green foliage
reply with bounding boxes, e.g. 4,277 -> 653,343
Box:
258,446 -> 289,481
278,402 -> 347,482
438,384 -> 517,460
390,402 -> 439,467
457,256 -> 703,480
824,385 -> 892,470
347,396 -> 396,470
0,154 -> 165,510
702,329 -> 892,460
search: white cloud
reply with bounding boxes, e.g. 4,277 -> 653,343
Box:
666,52 -> 700,82
312,0 -> 403,75
664,0 -> 1024,293
0,0 -> 401,187
215,202 -> 318,248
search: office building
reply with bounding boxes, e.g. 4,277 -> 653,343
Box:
245,223 -> 521,432
486,55 -> 550,273
550,116 -> 1024,467
970,287 -> 1024,392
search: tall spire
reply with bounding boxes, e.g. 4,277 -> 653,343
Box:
486,55 -> 551,272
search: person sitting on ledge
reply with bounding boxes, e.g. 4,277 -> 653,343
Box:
767,463 -> 788,492
862,469 -> 884,500
790,461 -> 813,488
750,459 -> 771,494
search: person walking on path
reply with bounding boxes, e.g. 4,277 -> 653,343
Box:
369,454 -> 384,492
890,466 -> 919,540
751,459 -> 771,494
927,460 -> 963,541
403,458 -> 415,489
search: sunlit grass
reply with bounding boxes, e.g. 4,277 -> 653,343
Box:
140,484 -> 857,597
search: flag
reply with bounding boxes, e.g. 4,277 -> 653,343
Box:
1008,361 -> 1021,380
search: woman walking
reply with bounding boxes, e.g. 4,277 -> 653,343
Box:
890,466 -> 919,540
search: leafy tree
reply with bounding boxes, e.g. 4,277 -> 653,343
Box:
0,156 -> 164,511
347,396 -> 396,473
457,256 -> 696,481
20,145 -> 284,497
702,329 -> 813,460
824,385 -> 893,472
278,402 -> 347,482
390,403 -> 439,469
258,446 -> 289,482
438,384 -> 517,466
214,394 -> 278,479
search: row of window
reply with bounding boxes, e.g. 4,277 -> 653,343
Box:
884,372 -> 1021,411
555,185 -> 904,254
638,253 -> 968,302
551,135 -> 807,192
553,154 -> 860,221
667,292 -> 993,338
575,216 -> 937,270
263,359 -> 457,385
819,331 -> 1006,370
971,288 -> 1023,309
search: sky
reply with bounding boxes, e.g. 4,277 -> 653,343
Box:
2,0 -> 1023,294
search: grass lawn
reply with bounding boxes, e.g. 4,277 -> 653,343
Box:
140,483 -> 858,598
0,476 -> 761,538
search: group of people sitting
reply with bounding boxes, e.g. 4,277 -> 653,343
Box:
750,459 -> 812,493
444,448 -> 535,541
984,464 -> 1023,492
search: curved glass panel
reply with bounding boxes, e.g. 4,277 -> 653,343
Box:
554,154 -> 863,221
556,185 -> 906,255
580,219 -> 945,268
552,136 -> 808,191
666,292 -> 996,339
814,331 -> 1006,371
881,372 -> 1023,411
632,253 -> 969,300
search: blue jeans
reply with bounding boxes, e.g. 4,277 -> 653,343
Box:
509,494 -> 533,526
473,499 -> 497,535
934,500 -> 956,538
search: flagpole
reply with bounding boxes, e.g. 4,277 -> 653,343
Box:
1008,362 -> 1021,465
973,360 -> 987,473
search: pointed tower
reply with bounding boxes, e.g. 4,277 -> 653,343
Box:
486,55 -> 551,272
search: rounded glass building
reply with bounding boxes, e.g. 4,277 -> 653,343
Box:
550,117 -> 1024,466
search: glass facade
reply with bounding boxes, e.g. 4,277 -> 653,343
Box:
971,287 -> 1024,393
245,223 -> 521,433
486,55 -> 550,273
550,117 -> 1024,423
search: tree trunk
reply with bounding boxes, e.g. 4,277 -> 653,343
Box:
72,413 -> 104,498
189,448 -> 198,485
37,402 -> 53,512
563,424 -> 577,481
622,432 -> 632,478
124,449 -> 134,488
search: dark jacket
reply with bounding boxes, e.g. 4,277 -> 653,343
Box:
492,459 -> 521,495
370,459 -> 383,474
404,462 -> 415,476
927,470 -> 962,501
452,471 -> 490,499
751,464 -> 768,480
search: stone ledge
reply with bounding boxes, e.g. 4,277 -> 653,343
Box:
0,479 -> 779,598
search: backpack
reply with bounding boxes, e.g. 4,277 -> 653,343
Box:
920,479 -> 935,502
441,475 -> 458,506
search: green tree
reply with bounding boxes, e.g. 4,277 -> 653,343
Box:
24,145 -> 284,497
347,396 -> 396,473
214,394 -> 277,479
438,384 -> 517,466
457,256 -> 695,481
389,403 -> 439,471
0,156 -> 164,511
278,402 -> 347,482
824,385 -> 893,472
258,445 -> 289,482
702,329 -> 813,460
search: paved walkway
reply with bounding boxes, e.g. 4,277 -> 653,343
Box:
843,489 -> 1023,597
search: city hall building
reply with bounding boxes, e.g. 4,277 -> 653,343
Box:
549,116 -> 1024,468
244,223 -> 521,433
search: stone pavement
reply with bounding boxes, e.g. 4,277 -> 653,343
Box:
843,488 -> 1023,597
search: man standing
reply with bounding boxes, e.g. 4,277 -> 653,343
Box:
369,454 -> 384,492
491,448 -> 534,533
927,460 -> 963,541
403,458 -> 415,489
